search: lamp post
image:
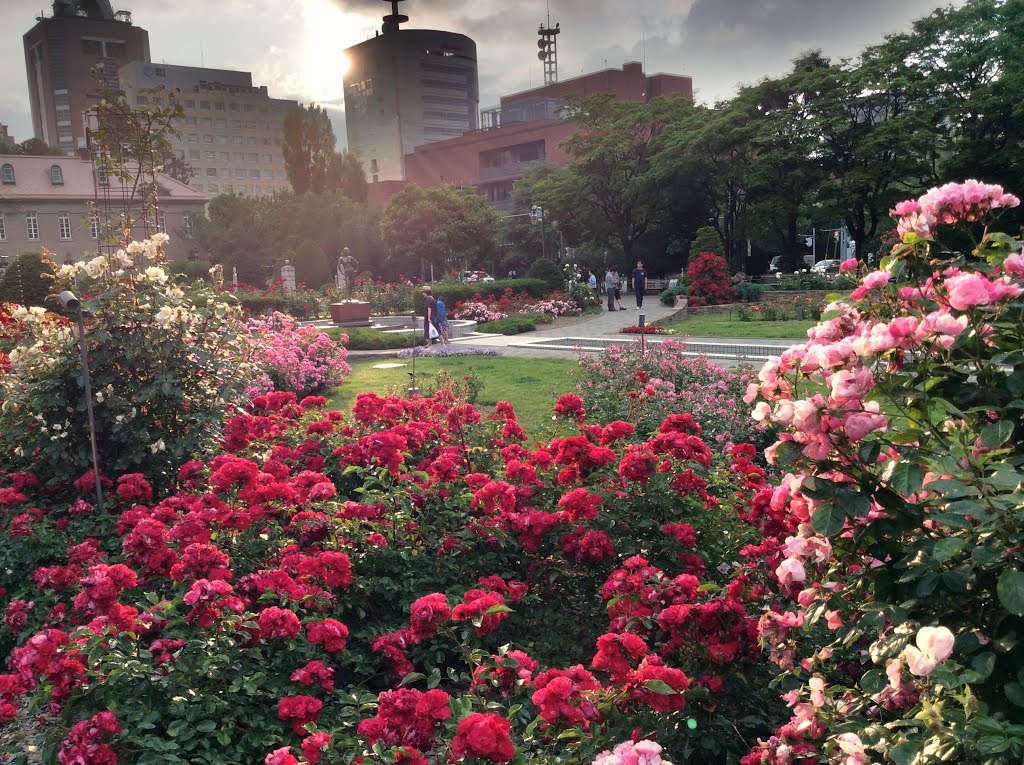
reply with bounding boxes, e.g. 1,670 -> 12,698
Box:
57,291 -> 103,510
531,205 -> 547,260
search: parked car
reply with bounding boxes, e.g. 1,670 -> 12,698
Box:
460,270 -> 495,283
811,259 -> 841,274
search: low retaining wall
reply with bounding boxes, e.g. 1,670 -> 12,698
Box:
681,290 -> 832,317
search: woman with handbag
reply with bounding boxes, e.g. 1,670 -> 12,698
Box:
422,286 -> 439,343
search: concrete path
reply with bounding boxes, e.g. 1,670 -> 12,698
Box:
446,301 -> 805,364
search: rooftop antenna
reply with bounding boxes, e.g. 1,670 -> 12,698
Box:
382,0 -> 408,32
537,4 -> 560,86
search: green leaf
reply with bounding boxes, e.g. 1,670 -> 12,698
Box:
400,672 -> 426,686
858,441 -> 881,464
166,720 -> 189,738
1005,681 -> 1024,708
644,679 -> 678,695
837,491 -> 870,519
888,742 -> 921,765
800,476 -> 838,501
981,421 -> 1014,449
811,502 -> 845,537
773,440 -> 802,466
933,537 -> 966,563
195,720 -> 217,733
484,604 -> 513,616
888,460 -> 924,496
997,570 -> 1024,616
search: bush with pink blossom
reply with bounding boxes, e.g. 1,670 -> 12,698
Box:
247,313 -> 350,398
742,180 -> 1024,764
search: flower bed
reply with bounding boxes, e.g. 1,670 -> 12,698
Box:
617,325 -> 672,335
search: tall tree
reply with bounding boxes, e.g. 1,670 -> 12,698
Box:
379,184 -> 499,276
326,151 -> 368,203
0,138 -> 64,156
282,104 -> 336,195
557,94 -> 693,261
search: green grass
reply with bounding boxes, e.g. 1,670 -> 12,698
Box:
662,312 -> 817,338
325,357 -> 578,439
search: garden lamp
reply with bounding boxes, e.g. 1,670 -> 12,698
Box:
57,290 -> 104,510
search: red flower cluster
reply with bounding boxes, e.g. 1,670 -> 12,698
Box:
278,694 -> 323,735
58,710 -> 121,765
450,713 -> 516,763
357,688 -> 451,749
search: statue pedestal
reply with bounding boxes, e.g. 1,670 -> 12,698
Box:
329,301 -> 372,327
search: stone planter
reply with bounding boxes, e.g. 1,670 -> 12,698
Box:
329,301 -> 372,327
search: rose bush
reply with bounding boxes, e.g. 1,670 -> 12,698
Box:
0,236 -> 258,490
742,180 -> 1024,764
247,312 -> 350,399
0,386 -> 784,765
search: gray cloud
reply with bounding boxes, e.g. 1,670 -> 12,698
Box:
0,0 -> 961,150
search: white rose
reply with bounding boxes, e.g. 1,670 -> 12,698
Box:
145,266 -> 168,284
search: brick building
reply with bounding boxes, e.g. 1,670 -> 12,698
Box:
23,1 -> 151,155
399,62 -> 692,210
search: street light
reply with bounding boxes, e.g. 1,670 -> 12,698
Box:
531,205 -> 547,260
57,290 -> 104,510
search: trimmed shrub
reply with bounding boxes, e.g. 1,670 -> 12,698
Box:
737,281 -> 765,303
477,315 -> 538,334
526,259 -> 564,292
659,284 -> 688,306
326,327 -> 426,351
0,250 -> 56,307
436,278 -> 549,305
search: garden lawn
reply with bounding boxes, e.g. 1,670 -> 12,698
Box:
662,313 -> 816,338
326,356 -> 578,438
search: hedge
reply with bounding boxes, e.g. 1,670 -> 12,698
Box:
478,316 -> 539,335
325,327 -> 426,350
433,278 -> 548,304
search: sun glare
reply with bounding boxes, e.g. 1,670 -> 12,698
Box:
299,0 -> 363,104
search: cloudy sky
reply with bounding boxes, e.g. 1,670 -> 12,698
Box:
1,0 -> 958,148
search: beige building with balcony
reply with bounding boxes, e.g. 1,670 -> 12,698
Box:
119,63 -> 298,198
0,154 -> 208,272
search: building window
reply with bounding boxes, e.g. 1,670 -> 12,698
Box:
82,38 -> 103,55
1,164 -> 14,184
235,168 -> 245,177
50,165 -> 64,185
215,102 -> 225,111
243,104 -> 253,112
184,99 -> 195,108
136,95 -> 149,105
372,174 -> 379,183
26,212 -> 39,241
201,118 -> 212,127
246,153 -> 258,162
262,154 -> 272,164
245,120 -> 256,129
206,168 -> 217,176
249,169 -> 260,178
203,135 -> 214,143
230,120 -> 242,129
189,150 -> 200,159
215,119 -> 226,128
218,151 -> 230,160
183,213 -> 195,238
246,136 -> 257,145
106,41 -> 126,57
155,66 -> 167,77
96,166 -> 109,186
157,214 -> 166,234
199,100 -> 210,110
90,213 -> 99,239
229,103 -> 239,112
231,136 -> 243,145
219,168 -> 231,177
57,212 -> 72,240
0,213 -> 6,241
208,184 -> 219,193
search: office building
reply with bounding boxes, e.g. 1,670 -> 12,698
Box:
343,0 -> 479,182
402,62 -> 693,210
119,63 -> 298,197
23,0 -> 151,155
0,154 -> 208,267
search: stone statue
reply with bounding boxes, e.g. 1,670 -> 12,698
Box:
335,247 -> 359,299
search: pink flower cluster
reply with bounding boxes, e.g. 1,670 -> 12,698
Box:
593,739 -> 669,765
247,312 -> 350,398
892,179 -> 1020,238
451,301 -> 508,323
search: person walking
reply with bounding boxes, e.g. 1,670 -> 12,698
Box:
604,269 -> 617,311
612,270 -> 624,310
422,286 -> 439,343
587,270 -> 598,297
435,296 -> 450,345
631,260 -> 648,308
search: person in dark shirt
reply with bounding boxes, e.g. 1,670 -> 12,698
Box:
631,260 -> 648,308
422,286 -> 438,343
